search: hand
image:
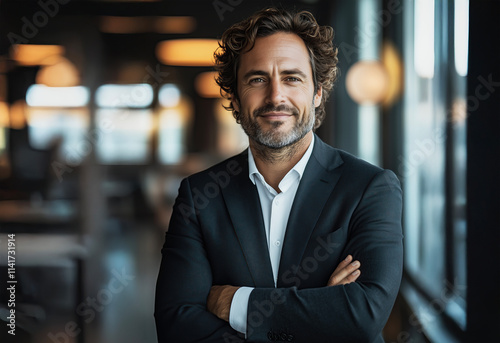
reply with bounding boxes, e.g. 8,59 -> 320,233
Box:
207,285 -> 239,322
327,255 -> 361,286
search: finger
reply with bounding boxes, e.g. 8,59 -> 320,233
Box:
340,269 -> 361,285
327,260 -> 361,286
332,255 -> 353,274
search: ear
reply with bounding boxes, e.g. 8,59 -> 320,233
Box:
314,85 -> 323,108
231,95 -> 240,112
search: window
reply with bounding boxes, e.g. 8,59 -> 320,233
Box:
25,85 -> 90,165
402,0 -> 468,333
157,84 -> 193,165
95,84 -> 154,164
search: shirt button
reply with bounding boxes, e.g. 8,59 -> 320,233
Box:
274,241 -> 280,247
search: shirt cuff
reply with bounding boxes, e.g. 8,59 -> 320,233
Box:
229,286 -> 253,334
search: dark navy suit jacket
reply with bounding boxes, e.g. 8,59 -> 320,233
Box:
155,135 -> 403,342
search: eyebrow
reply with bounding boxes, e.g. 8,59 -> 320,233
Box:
242,69 -> 308,81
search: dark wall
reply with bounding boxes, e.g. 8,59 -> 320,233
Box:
466,1 -> 500,342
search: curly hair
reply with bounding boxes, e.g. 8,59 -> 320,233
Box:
214,7 -> 338,130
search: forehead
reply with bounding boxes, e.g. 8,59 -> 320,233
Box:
238,32 -> 312,76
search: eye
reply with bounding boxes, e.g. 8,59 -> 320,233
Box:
250,77 -> 266,83
285,76 -> 300,82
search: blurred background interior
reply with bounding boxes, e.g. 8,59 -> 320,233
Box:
0,0 -> 498,342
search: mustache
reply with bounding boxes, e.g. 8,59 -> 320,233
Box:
253,104 -> 299,117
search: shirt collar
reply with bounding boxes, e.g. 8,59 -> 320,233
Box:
248,134 -> 315,186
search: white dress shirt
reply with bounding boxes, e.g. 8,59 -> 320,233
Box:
229,135 -> 315,334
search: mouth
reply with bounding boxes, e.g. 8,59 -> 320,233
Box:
258,112 -> 293,120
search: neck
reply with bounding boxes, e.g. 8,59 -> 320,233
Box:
250,131 -> 313,192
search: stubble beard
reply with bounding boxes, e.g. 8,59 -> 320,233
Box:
240,103 -> 316,156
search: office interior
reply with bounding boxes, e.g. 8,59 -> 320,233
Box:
0,0 -> 499,342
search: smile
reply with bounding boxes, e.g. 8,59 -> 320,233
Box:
258,112 -> 293,120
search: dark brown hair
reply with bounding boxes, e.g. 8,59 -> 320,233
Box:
214,7 -> 338,129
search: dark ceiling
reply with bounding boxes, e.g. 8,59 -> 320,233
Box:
0,0 -> 337,156
0,0 -> 334,101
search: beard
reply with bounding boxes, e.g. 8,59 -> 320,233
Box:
239,102 -> 315,149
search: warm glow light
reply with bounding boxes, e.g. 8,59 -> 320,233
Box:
26,85 -> 89,107
10,44 -> 65,66
346,61 -> 389,105
10,100 -> 27,129
156,39 -> 219,66
99,16 -> 196,34
96,84 -> 153,108
100,16 -> 196,34
381,41 -> 404,107
159,84 -> 181,107
155,17 -> 196,34
414,0 -> 435,78
0,102 -> 9,127
36,57 -> 80,87
195,71 -> 225,98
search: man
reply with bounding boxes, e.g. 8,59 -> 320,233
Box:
155,7 -> 403,343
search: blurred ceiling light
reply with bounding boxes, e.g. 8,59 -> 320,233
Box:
155,17 -> 196,34
381,41 -> 404,107
159,84 -> 181,108
414,0 -> 435,78
36,57 -> 80,87
9,100 -> 27,129
99,16 -> 196,34
195,71 -> 224,98
156,39 -> 219,66
0,102 -> 9,127
96,84 -> 153,108
26,85 -> 89,107
346,61 -> 389,105
10,44 -> 65,66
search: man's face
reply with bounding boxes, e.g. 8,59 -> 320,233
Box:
232,32 -> 322,149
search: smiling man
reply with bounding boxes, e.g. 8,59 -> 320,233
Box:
155,7 -> 403,343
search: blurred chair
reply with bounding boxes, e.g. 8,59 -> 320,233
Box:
0,127 -> 55,201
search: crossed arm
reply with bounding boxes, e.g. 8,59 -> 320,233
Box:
155,170 -> 403,342
207,254 -> 362,322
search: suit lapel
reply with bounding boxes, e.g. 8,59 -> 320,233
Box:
277,136 -> 344,287
221,152 -> 275,288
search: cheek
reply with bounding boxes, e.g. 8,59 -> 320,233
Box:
240,90 -> 264,109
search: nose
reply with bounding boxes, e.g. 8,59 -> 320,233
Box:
265,79 -> 285,105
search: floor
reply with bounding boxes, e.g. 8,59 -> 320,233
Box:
7,218 -> 165,343
84,219 -> 164,343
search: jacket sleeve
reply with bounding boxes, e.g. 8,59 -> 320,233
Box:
154,178 -> 241,343
246,170 -> 403,343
